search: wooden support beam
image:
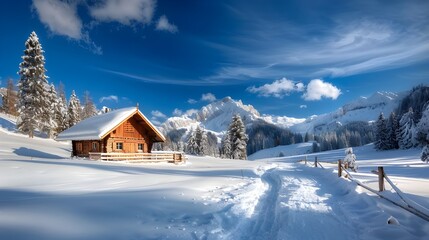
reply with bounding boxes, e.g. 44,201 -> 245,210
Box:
314,156 -> 318,168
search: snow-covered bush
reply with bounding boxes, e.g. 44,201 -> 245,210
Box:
344,147 -> 358,172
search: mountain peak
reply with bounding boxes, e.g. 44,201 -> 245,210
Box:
290,90 -> 405,134
222,96 -> 233,103
161,97 -> 297,133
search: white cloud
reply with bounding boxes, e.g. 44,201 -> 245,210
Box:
300,105 -> 307,109
99,95 -> 118,103
201,93 -> 216,102
89,0 -> 155,25
156,15 -> 178,33
32,0 -> 102,54
32,0 -> 82,39
151,110 -> 167,119
150,118 -> 161,126
302,79 -> 341,101
332,21 -> 392,49
201,4 -> 429,83
247,77 -> 304,98
172,108 -> 183,116
188,99 -> 197,104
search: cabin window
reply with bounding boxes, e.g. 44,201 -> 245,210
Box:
92,142 -> 98,151
112,130 -> 116,134
116,142 -> 123,150
138,143 -> 143,151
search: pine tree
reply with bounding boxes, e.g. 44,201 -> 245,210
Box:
418,103 -> 429,162
221,130 -> 232,158
81,91 -> 97,120
17,31 -> 50,138
422,141 -> 429,163
416,102 -> 429,146
312,141 -> 320,153
194,126 -> 203,155
228,114 -> 248,160
186,128 -> 197,155
399,108 -> 418,149
43,84 -> 58,138
199,128 -> 209,156
2,79 -> 18,116
375,112 -> 389,150
386,112 -> 399,149
55,83 -> 68,133
67,90 -> 81,127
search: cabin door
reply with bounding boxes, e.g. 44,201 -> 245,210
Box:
124,142 -> 136,153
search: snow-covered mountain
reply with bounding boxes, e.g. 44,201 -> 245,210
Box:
290,91 -> 406,134
161,96 -> 305,134
160,91 -> 406,137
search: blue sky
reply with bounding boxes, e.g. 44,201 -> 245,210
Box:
0,0 -> 428,123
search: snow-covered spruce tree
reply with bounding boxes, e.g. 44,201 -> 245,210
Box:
399,107 -> 418,149
81,91 -> 97,120
67,90 -> 81,127
194,126 -> 203,155
422,144 -> 429,163
186,129 -> 197,155
228,114 -> 248,160
17,31 -> 50,138
55,83 -> 68,133
199,128 -> 209,156
418,103 -> 429,162
312,141 -> 320,153
375,112 -> 389,150
42,84 -> 58,138
416,102 -> 429,146
221,130 -> 232,158
186,126 -> 209,156
387,112 -> 399,149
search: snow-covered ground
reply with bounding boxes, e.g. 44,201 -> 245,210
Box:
1,114 -> 429,239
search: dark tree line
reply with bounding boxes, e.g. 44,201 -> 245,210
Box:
310,121 -> 375,152
397,85 -> 429,121
374,85 -> 429,152
246,119 -> 303,155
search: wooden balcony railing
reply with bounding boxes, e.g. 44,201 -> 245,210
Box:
89,152 -> 186,164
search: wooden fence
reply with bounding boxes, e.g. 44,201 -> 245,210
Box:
305,157 -> 429,222
88,152 -> 186,164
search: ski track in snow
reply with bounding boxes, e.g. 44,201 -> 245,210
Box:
231,164 -> 359,240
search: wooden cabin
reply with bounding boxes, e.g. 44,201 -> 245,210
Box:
56,107 -> 165,157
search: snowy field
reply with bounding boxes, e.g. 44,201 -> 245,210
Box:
1,113 -> 429,239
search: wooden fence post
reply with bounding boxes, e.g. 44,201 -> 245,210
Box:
305,156 -> 307,165
314,156 -> 318,168
378,166 -> 385,192
338,159 -> 342,177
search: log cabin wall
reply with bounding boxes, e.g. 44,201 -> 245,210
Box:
103,116 -> 153,154
72,140 -> 102,157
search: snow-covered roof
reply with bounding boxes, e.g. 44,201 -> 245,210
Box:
56,107 -> 165,142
